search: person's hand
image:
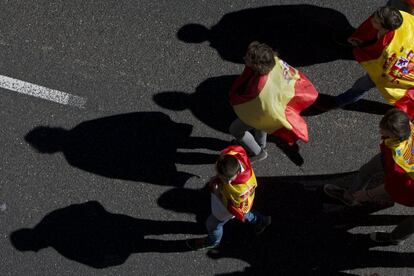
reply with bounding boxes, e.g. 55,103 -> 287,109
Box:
347,37 -> 363,47
208,178 -> 221,195
352,190 -> 371,202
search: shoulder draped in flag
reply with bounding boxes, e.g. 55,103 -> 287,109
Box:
229,57 -> 318,145
219,145 -> 257,221
382,123 -> 414,206
355,12 -> 414,118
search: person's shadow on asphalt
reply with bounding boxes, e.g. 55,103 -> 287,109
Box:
154,75 -> 394,167
158,173 -> 414,275
10,201 -> 202,269
176,3 -> 394,119
177,4 -> 354,67
24,111 -> 228,187
153,76 -> 305,166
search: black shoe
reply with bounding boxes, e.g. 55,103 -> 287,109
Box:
250,149 -> 268,163
369,232 -> 403,246
255,216 -> 271,235
186,237 -> 217,250
323,184 -> 359,206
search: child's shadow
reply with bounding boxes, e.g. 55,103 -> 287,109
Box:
10,201 -> 202,268
177,4 -> 354,67
158,173 -> 414,275
154,76 -> 306,166
25,111 -> 228,187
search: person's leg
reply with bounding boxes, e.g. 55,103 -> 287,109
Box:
229,119 -> 262,156
254,129 -> 267,149
244,211 -> 271,234
324,153 -> 384,206
335,74 -> 376,107
206,214 -> 230,246
349,153 -> 384,193
186,214 -> 230,250
244,210 -> 264,225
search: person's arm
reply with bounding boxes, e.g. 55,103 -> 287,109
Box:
209,177 -> 222,196
348,16 -> 377,47
352,184 -> 386,202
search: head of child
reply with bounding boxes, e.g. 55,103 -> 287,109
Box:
371,6 -> 403,33
215,154 -> 241,183
379,108 -> 411,140
244,41 -> 276,75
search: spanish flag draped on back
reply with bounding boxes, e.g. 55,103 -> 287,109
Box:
229,56 -> 318,145
382,123 -> 414,206
354,11 -> 414,118
219,145 -> 257,221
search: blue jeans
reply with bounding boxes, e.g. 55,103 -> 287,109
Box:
335,74 -> 376,107
205,211 -> 264,246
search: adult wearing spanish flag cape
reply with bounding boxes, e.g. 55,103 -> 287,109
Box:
324,109 -> 414,245
229,42 -> 318,162
335,6 -> 414,119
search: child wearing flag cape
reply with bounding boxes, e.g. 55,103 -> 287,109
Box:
334,6 -> 414,119
229,42 -> 318,162
186,145 -> 271,250
324,108 -> 414,245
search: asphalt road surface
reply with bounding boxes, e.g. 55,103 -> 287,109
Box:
1,1 -> 414,275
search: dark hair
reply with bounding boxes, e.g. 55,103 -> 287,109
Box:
216,155 -> 241,180
374,6 -> 403,30
380,108 -> 411,140
244,41 -> 276,75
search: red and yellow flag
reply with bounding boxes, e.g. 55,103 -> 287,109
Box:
355,12 -> 414,118
218,145 -> 257,221
382,124 -> 414,206
229,57 -> 318,145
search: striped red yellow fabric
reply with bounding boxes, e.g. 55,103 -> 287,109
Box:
229,57 -> 318,145
218,145 -> 257,221
355,12 -> 414,118
382,124 -> 414,206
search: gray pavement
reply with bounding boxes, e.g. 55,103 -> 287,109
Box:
1,0 -> 413,275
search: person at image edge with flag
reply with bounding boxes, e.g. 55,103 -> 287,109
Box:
333,6 -> 414,119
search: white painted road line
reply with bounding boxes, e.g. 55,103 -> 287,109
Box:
0,75 -> 87,108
